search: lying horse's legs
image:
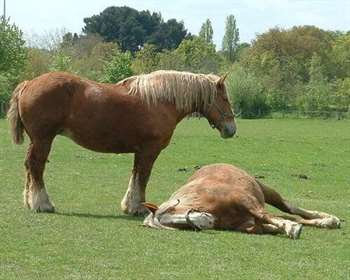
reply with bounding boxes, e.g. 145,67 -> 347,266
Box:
251,211 -> 303,239
243,222 -> 284,235
121,149 -> 160,215
236,195 -> 303,239
277,214 -> 341,229
24,139 -> 55,212
258,181 -> 340,229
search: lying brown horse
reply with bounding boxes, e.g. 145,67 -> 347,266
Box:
143,164 -> 341,239
7,70 -> 236,215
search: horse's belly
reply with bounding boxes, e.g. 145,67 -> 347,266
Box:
59,127 -> 139,153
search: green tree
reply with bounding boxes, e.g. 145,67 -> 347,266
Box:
148,19 -> 189,50
330,34 -> 350,79
83,6 -> 188,52
238,25 -> 336,111
298,53 -> 331,113
0,18 -> 27,104
0,18 -> 27,79
309,53 -> 325,82
100,50 -> 133,83
199,19 -> 213,44
242,26 -> 333,82
175,36 -> 222,73
222,15 -> 239,62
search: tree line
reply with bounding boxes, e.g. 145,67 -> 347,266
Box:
0,6 -> 349,118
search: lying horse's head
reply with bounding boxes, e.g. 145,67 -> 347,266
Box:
204,74 -> 236,139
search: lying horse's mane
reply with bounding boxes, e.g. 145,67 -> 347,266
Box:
119,70 -> 219,112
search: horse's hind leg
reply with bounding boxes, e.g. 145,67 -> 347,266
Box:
24,138 -> 55,212
235,195 -> 303,239
258,181 -> 340,229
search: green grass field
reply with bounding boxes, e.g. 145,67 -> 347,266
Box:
0,118 -> 349,280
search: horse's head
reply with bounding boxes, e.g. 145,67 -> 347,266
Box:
204,74 -> 236,139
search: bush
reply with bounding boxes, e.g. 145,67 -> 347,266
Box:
22,48 -> 50,80
49,51 -> 73,72
157,50 -> 185,71
332,78 -> 350,111
100,50 -> 133,83
0,73 -> 11,103
227,65 -> 270,118
297,81 -> 332,113
132,44 -> 160,74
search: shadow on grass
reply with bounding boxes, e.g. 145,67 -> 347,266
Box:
49,212 -> 292,238
53,211 -> 144,221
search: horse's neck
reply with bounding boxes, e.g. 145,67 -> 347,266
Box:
175,106 -> 203,123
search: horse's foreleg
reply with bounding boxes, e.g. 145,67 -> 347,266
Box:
249,209 -> 303,239
121,150 -> 160,215
24,140 -> 55,213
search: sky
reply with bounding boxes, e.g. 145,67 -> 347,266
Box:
4,0 -> 350,47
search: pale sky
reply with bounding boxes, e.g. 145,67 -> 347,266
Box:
5,0 -> 350,47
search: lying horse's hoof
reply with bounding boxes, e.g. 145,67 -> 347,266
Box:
319,216 -> 341,229
287,223 -> 303,240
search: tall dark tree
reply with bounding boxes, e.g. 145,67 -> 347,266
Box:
148,19 -> 188,50
83,6 -> 188,52
199,19 -> 213,44
222,15 -> 239,62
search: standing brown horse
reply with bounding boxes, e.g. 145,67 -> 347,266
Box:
7,70 -> 236,215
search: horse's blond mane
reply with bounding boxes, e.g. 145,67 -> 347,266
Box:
119,70 -> 220,112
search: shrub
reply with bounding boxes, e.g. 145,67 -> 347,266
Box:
49,51 -> 73,72
100,50 -> 133,83
227,65 -> 270,118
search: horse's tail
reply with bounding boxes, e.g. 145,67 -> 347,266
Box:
7,81 -> 27,145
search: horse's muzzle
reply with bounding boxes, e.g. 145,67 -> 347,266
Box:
220,122 -> 236,138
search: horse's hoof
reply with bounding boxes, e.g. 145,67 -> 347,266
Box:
35,204 -> 55,213
287,223 -> 303,240
122,205 -> 148,216
319,216 -> 341,229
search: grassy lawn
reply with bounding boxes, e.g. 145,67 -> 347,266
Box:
0,118 -> 349,280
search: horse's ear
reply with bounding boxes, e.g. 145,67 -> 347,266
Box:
217,73 -> 229,85
142,202 -> 159,214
